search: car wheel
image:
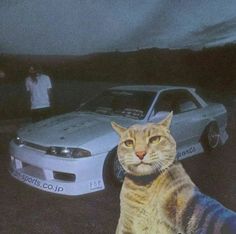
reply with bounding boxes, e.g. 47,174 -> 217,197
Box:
202,122 -> 220,152
107,149 -> 125,187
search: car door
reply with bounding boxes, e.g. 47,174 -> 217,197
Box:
149,89 -> 204,148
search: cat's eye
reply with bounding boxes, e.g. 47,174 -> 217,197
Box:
124,139 -> 134,147
149,136 -> 161,144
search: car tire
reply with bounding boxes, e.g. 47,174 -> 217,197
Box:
106,148 -> 125,187
201,122 -> 220,152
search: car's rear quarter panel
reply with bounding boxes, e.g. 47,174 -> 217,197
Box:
204,102 -> 227,128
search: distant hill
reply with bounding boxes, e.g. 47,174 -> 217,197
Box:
1,44 -> 236,92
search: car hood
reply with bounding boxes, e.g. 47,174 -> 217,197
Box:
18,111 -> 138,151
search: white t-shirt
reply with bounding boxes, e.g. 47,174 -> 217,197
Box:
25,74 -> 52,110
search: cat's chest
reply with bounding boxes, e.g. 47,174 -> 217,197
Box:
121,195 -> 174,234
120,181 -> 171,232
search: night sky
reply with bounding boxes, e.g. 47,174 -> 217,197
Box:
1,0 -> 236,55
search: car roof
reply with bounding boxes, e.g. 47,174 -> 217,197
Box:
110,85 -> 195,93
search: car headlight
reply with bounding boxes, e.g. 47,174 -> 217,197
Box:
13,136 -> 24,146
46,147 -> 91,158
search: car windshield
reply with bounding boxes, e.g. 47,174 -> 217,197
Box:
79,90 -> 156,119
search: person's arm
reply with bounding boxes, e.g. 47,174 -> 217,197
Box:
48,88 -> 53,106
47,76 -> 53,107
25,78 -> 32,108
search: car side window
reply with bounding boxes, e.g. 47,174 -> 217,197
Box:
178,100 -> 197,113
153,92 -> 177,114
153,90 -> 200,115
176,92 -> 199,113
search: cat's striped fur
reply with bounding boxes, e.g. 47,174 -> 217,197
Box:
112,112 -> 236,234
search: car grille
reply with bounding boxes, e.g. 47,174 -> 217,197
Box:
23,141 -> 48,152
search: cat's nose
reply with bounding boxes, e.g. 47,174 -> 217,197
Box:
135,151 -> 146,160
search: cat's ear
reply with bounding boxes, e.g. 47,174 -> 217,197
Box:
111,122 -> 127,136
159,111 -> 173,129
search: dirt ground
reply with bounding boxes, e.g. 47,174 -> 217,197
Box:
0,96 -> 236,234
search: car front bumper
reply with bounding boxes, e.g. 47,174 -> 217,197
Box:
9,141 -> 107,196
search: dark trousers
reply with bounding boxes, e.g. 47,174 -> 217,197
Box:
31,107 -> 52,123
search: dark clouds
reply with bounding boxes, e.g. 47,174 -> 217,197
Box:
0,0 -> 236,55
189,17 -> 236,47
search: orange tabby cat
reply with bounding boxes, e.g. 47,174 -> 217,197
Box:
112,112 -> 236,234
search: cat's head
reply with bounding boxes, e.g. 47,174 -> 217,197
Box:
111,112 -> 176,176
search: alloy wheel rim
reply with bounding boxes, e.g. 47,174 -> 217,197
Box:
208,125 -> 220,148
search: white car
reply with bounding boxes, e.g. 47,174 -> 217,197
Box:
9,85 -> 228,196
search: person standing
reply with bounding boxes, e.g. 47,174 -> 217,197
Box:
25,65 -> 53,122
